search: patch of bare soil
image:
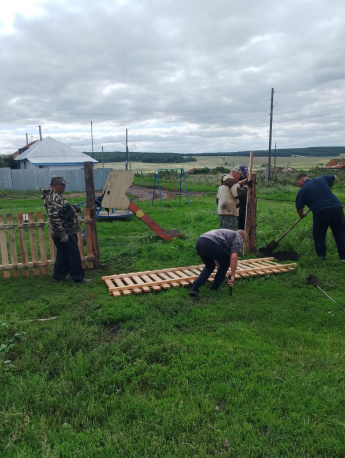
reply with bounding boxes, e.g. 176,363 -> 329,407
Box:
258,248 -> 300,261
128,185 -> 206,201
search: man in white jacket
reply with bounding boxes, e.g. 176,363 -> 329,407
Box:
216,167 -> 251,230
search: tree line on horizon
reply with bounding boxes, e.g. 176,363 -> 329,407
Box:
87,146 -> 345,164
0,146 -> 344,169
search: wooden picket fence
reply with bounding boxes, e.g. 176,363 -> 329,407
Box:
103,258 -> 297,298
0,209 -> 95,278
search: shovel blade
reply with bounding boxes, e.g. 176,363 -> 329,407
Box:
266,240 -> 279,251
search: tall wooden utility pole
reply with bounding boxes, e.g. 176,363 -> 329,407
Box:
265,88 -> 274,187
91,121 -> 94,158
125,128 -> 131,171
273,142 -> 277,174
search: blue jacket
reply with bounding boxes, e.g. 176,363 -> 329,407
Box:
295,175 -> 342,214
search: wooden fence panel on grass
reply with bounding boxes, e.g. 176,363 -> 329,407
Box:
102,258 -> 297,298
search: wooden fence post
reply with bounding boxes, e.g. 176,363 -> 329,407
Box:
84,161 -> 100,268
246,173 -> 257,253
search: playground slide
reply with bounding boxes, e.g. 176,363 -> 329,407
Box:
128,201 -> 179,241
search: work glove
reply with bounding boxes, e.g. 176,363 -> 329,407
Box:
61,233 -> 69,243
246,180 -> 253,188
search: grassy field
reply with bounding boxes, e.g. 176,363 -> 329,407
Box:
1,179 -> 345,456
94,155 -> 342,174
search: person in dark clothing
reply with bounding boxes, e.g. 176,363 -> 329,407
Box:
43,176 -> 93,283
238,164 -> 249,230
295,173 -> 345,261
189,229 -> 246,298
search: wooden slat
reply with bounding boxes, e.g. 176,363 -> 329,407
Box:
28,212 -> 39,275
142,274 -> 161,291
83,209 -> 94,269
159,272 -> 178,287
17,213 -> 29,277
132,275 -> 151,292
37,212 -> 48,275
48,231 -> 56,265
0,214 -> 10,278
122,276 -> 143,294
6,214 -> 19,277
114,277 -> 132,295
77,229 -> 85,265
149,273 -> 171,289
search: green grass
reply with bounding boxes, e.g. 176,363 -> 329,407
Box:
1,187 -> 345,456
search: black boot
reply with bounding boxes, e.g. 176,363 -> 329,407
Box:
189,282 -> 200,298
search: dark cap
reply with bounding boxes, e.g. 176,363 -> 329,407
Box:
239,165 -> 248,176
50,175 -> 68,186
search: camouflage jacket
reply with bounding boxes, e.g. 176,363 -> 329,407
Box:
43,190 -> 81,238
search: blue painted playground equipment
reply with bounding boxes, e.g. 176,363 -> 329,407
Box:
77,195 -> 133,221
152,167 -> 190,207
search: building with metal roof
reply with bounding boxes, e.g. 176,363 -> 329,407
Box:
324,159 -> 345,169
14,136 -> 98,169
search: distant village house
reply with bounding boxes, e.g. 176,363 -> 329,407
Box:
14,136 -> 97,170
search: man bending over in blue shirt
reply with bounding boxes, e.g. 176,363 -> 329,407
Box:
295,173 -> 345,261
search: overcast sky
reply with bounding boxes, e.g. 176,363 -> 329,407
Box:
1,0 -> 345,155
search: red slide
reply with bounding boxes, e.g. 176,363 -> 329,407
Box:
128,201 -> 179,241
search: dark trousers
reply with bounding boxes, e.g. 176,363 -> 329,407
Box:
313,207 -> 345,259
52,233 -> 85,281
238,202 -> 246,230
194,237 -> 230,289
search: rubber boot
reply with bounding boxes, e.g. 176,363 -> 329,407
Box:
189,282 -> 200,298
210,283 -> 219,291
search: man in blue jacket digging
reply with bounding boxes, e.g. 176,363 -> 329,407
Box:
295,173 -> 345,261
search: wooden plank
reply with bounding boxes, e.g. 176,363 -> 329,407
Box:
28,212 -> 39,275
0,214 -> 11,278
6,214 -> 19,277
114,277 -> 132,295
142,274 -> 161,291
172,271 -> 191,286
83,209 -> 94,269
17,213 -> 29,277
132,275 -> 151,292
122,276 -> 143,294
0,260 -> 55,271
102,264 -> 205,281
149,273 -> 171,289
104,278 -> 115,290
77,230 -> 85,267
159,272 -> 179,287
48,231 -> 56,266
37,212 -> 48,275
166,271 -> 190,286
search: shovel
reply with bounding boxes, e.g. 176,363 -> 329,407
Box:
306,274 -> 336,303
265,210 -> 310,251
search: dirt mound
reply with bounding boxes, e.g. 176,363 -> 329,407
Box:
258,248 -> 300,261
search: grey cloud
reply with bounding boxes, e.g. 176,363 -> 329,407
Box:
1,0 -> 345,154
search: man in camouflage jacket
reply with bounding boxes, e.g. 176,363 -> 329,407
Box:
43,175 -> 91,283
